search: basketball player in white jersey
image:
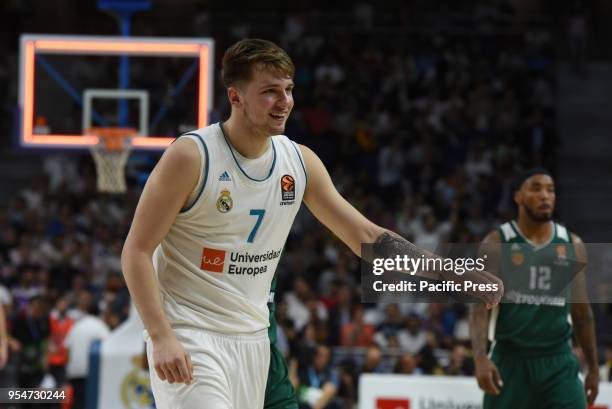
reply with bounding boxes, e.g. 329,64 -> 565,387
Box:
122,39 -> 503,409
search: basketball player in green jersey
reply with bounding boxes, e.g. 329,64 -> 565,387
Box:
470,169 -> 599,409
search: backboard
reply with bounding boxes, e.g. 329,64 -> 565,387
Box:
18,34 -> 214,150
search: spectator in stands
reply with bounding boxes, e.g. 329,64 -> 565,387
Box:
418,332 -> 444,375
465,205 -> 489,240
340,305 -> 375,347
11,265 -> 44,311
293,322 -> 318,369
12,295 -> 49,388
285,275 -> 328,332
444,343 -> 474,376
359,346 -> 384,375
336,358 -> 357,408
307,300 -> 330,345
326,283 -> 353,346
353,346 -> 385,398
397,313 -> 427,354
8,234 -> 40,268
318,254 -> 356,298
297,345 -> 340,409
377,137 -> 405,202
47,295 -> 74,387
410,208 -> 451,251
424,303 -> 455,343
373,303 -> 403,348
64,291 -> 110,409
394,352 -> 421,375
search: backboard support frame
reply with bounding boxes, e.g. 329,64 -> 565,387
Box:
83,89 -> 149,137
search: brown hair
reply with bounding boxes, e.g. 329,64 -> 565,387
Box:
221,38 -> 295,88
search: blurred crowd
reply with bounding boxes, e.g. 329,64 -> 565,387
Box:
0,0 -> 592,408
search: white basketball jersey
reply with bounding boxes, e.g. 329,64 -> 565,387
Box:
152,123 -> 307,334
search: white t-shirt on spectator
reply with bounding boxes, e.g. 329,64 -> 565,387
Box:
284,293 -> 328,331
0,285 -> 11,306
65,315 -> 110,378
378,146 -> 404,187
397,329 -> 427,354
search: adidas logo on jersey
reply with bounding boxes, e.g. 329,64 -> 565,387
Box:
218,171 -> 232,182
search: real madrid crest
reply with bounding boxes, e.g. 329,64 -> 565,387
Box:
216,189 -> 233,213
120,355 -> 155,409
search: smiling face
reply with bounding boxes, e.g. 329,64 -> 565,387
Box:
221,39 -> 295,138
515,174 -> 556,223
228,66 -> 294,136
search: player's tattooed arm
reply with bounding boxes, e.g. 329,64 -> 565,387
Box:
470,230 -> 503,394
370,231 -> 439,280
469,304 -> 489,358
570,233 -> 599,404
572,302 -> 597,368
469,229 -> 502,357
470,302 -> 502,394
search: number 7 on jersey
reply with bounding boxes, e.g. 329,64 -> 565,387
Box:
247,209 -> 266,243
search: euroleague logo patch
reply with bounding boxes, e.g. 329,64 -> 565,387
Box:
280,174 -> 295,205
511,252 -> 524,266
556,244 -> 566,259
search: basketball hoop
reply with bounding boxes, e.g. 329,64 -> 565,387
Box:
88,127 -> 134,193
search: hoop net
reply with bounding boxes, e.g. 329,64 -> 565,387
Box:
88,127 -> 135,193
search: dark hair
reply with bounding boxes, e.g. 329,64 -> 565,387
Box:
221,38 -> 295,88
513,167 -> 552,191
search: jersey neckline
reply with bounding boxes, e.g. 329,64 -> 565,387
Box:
218,121 -> 277,183
510,220 -> 556,251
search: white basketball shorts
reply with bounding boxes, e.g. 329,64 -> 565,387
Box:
146,327 -> 271,409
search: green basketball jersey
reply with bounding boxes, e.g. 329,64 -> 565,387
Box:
268,271 -> 279,344
490,221 -> 575,355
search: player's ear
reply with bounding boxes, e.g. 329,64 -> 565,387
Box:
513,190 -> 521,206
227,86 -> 242,107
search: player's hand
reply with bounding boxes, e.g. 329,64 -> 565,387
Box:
152,333 -> 193,385
584,370 -> 599,406
442,268 -> 504,308
469,269 -> 503,308
474,355 -> 503,395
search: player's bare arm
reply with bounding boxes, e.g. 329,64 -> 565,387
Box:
299,144 -> 502,306
121,137 -> 198,385
470,230 -> 503,395
0,305 -> 8,368
570,233 -> 599,405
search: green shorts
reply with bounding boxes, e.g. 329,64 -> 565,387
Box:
264,343 -> 298,409
484,344 -> 586,409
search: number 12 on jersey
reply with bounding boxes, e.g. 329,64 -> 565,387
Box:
529,266 -> 551,290
247,209 -> 266,243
